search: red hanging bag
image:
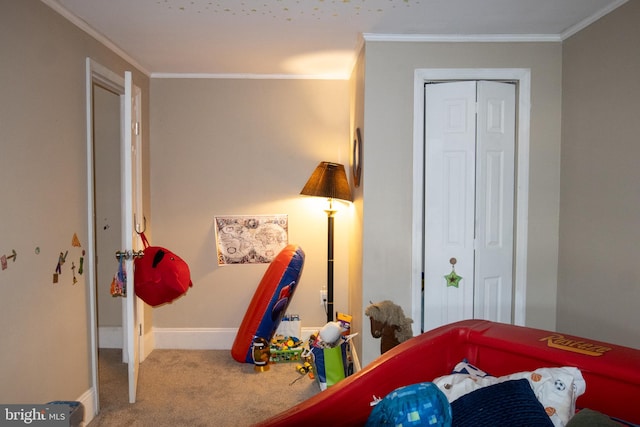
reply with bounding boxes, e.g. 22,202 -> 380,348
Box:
134,232 -> 193,306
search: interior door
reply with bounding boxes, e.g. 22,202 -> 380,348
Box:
423,81 -> 515,331
121,71 -> 142,403
424,81 -> 477,331
474,81 -> 515,322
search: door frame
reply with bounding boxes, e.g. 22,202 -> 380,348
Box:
85,58 -> 146,411
85,58 -> 125,414
411,68 -> 531,333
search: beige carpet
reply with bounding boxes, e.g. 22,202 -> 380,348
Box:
89,348 -> 319,426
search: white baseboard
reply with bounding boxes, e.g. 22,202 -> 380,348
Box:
77,387 -> 96,426
98,326 -> 320,350
153,327 -> 237,350
153,327 -> 319,350
142,327 -> 154,360
98,326 -> 123,349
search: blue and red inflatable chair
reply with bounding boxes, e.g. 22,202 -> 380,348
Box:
231,244 -> 305,363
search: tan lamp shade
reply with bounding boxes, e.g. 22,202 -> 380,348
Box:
300,161 -> 352,202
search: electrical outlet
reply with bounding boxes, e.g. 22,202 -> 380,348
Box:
320,289 -> 328,306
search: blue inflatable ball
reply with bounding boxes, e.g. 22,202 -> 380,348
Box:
365,382 -> 452,427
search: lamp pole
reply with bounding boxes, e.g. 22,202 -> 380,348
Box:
326,200 -> 337,323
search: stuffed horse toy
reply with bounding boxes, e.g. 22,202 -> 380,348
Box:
365,300 -> 414,354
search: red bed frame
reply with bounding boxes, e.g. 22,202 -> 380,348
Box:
256,320 -> 640,426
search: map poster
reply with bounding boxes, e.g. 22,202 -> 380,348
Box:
214,215 -> 288,265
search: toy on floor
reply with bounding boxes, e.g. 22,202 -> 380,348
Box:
307,319 -> 357,390
231,244 -> 305,363
270,335 -> 304,363
290,356 -> 315,385
365,300 -> 413,354
252,337 -> 271,372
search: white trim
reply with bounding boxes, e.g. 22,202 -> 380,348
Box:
41,0 -> 150,76
411,68 -> 530,333
297,327 -> 319,342
98,326 -> 123,349
76,387 -> 96,427
143,325 -> 155,360
363,33 -> 561,43
154,328 -> 237,350
86,58 -> 126,415
96,326 -> 319,351
561,0 -> 628,40
150,73 -> 349,80
84,58 -> 98,417
152,327 -> 320,350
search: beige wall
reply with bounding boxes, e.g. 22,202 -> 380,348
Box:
149,78 -> 351,330
558,1 -> 640,348
358,41 -> 563,365
0,0 -> 149,404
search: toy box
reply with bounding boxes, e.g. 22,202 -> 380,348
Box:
270,335 -> 304,363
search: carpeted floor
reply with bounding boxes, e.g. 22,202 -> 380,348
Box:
89,348 -> 319,426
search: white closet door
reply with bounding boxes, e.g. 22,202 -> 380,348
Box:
424,81 -> 477,331
474,81 -> 516,323
423,81 -> 515,331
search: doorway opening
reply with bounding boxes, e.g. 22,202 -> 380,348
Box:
410,69 -> 531,334
94,79 -> 126,415
85,59 -> 126,414
85,59 -> 145,413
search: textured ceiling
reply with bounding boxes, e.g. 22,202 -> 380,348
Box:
44,0 -> 626,77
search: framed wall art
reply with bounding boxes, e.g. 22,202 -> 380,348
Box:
214,214 -> 288,265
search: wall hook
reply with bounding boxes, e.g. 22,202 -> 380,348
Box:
6,249 -> 17,262
135,214 -> 147,234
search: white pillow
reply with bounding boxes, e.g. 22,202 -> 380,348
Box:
432,362 -> 585,427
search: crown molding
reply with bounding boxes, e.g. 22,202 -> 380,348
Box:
560,0 -> 628,40
40,0 -> 150,76
362,33 -> 562,43
150,72 -> 349,80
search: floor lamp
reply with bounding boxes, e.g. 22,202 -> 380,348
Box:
300,161 -> 352,323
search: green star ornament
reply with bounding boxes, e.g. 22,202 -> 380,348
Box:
444,270 -> 462,288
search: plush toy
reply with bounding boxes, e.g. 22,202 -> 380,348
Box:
319,321 -> 343,345
365,300 -> 413,354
